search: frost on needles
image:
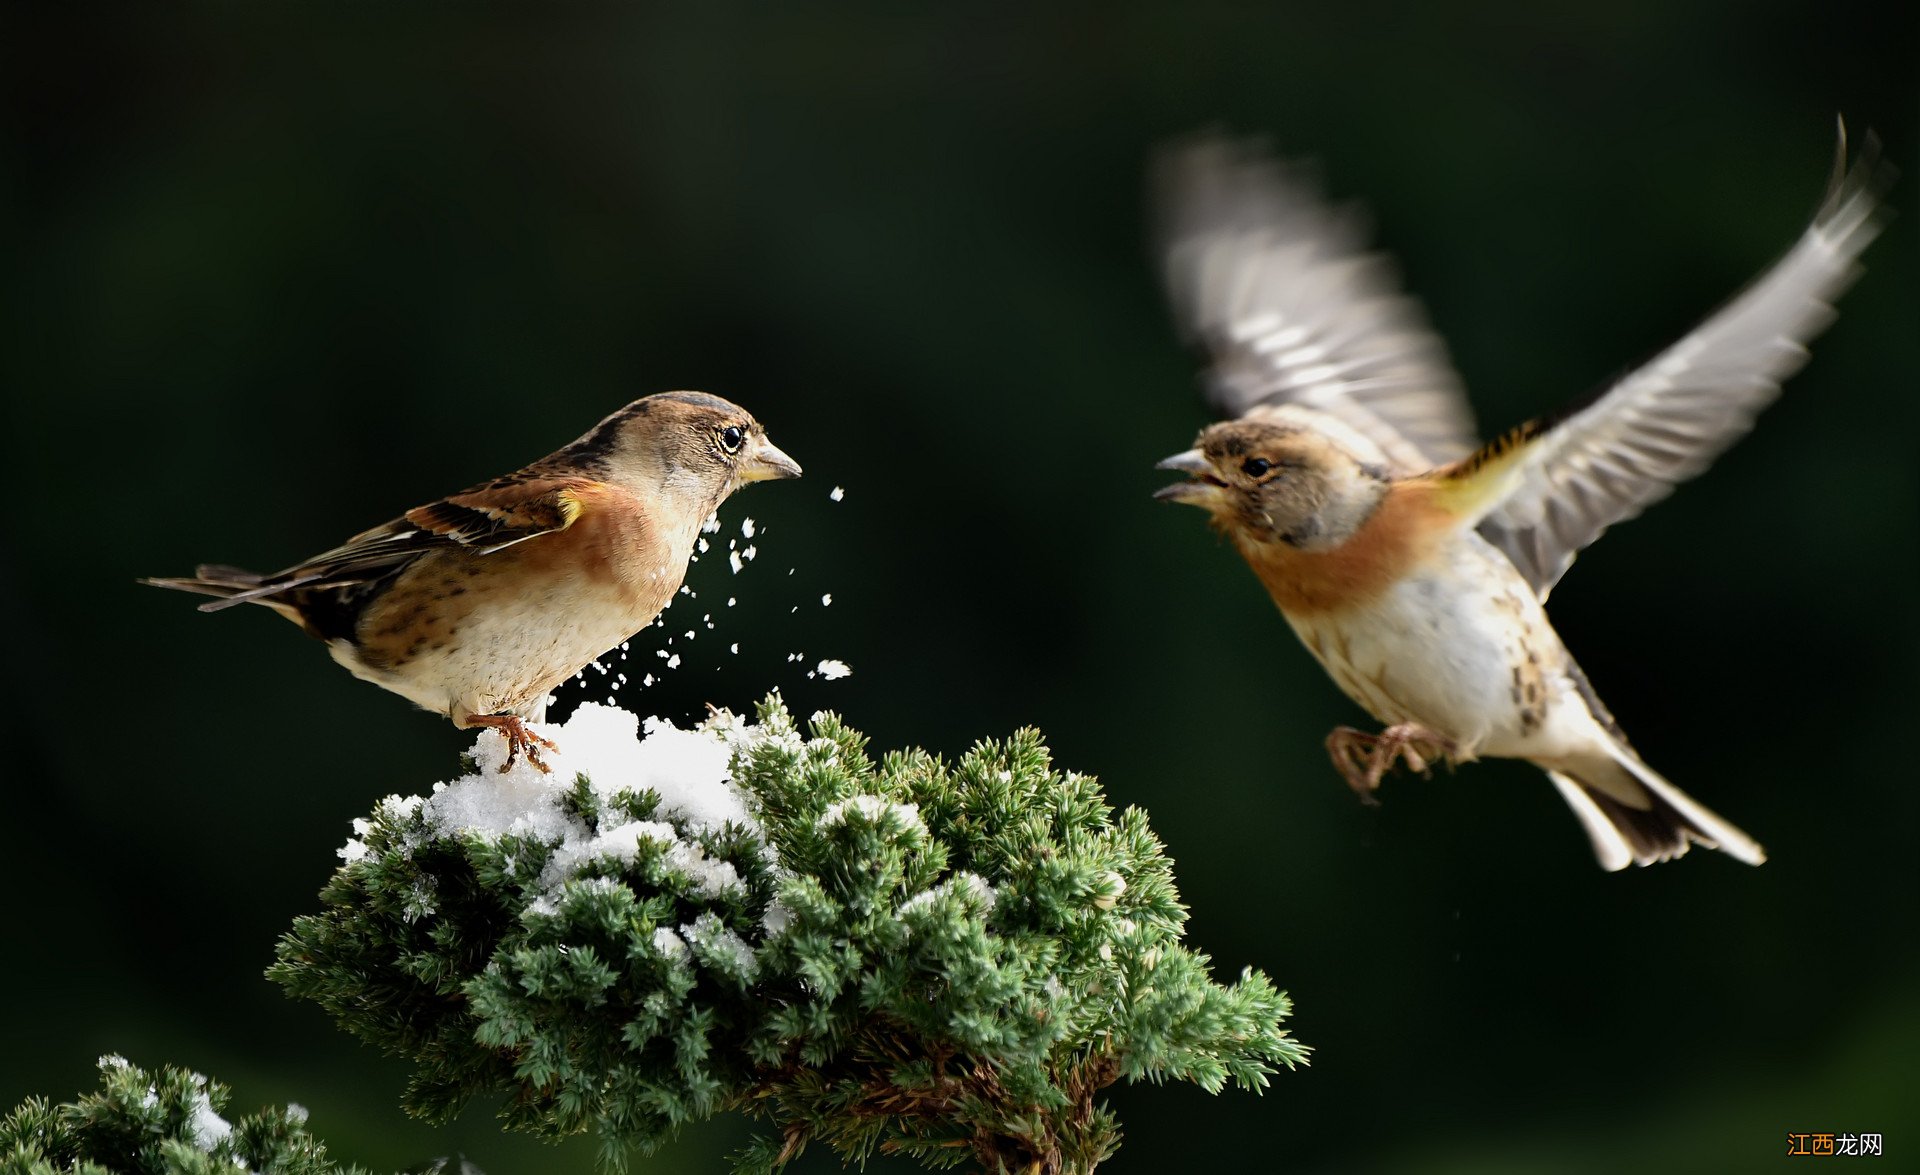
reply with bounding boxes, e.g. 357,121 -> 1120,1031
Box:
0,1055 -> 366,1175
269,694 -> 1307,1173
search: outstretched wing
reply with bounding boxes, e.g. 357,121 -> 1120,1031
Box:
1474,133 -> 1889,599
191,476 -> 593,610
1156,134 -> 1478,473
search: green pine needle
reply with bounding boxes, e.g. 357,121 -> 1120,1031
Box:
0,1056 -> 370,1175
268,694 -> 1306,1173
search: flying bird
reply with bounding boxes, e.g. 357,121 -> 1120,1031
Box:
147,391 -> 801,770
1153,131 -> 1886,869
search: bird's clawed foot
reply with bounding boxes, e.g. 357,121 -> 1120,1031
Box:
469,712 -> 560,773
1325,723 -> 1455,806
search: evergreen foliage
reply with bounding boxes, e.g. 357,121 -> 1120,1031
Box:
0,1056 -> 366,1175
270,695 -> 1304,1173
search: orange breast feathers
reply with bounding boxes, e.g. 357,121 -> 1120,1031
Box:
510,482 -> 667,590
1234,483 -> 1458,617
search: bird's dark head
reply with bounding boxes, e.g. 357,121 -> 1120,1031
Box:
1155,418 -> 1386,550
572,390 -> 802,509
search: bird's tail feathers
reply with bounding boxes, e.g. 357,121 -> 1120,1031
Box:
140,564 -> 312,612
1546,748 -> 1765,871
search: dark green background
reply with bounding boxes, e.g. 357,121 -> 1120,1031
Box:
8,3 -> 1916,1172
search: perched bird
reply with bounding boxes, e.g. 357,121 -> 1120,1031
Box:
1153,132 -> 1886,869
146,391 -> 801,770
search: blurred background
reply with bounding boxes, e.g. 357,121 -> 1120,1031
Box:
7,2 -> 1915,1172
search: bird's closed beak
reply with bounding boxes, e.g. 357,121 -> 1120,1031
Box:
742,436 -> 803,482
1154,448 -> 1222,506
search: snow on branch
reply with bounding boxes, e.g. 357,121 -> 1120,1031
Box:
270,694 -> 1306,1174
0,1055 -> 368,1174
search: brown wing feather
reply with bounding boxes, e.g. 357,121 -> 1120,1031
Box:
406,478 -> 588,553
153,477 -> 596,612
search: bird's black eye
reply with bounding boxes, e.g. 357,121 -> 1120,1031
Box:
718,425 -> 746,454
1241,457 -> 1274,478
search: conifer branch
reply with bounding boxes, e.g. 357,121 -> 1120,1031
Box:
258,693 -> 1306,1173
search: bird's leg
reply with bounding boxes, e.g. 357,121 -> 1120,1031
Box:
1325,726 -> 1380,803
1328,727 -> 1387,804
468,712 -> 559,774
1324,724 -> 1455,806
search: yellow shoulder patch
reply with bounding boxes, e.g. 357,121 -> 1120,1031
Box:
556,486 -> 586,529
1422,419 -> 1546,520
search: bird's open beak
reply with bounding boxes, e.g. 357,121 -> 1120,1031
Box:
1153,448 -> 1223,506
741,436 -> 803,482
